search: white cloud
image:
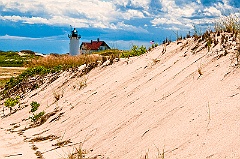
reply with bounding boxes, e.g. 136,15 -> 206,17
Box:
220,0 -> 234,10
114,0 -> 150,9
114,21 -> 148,33
0,0 -> 238,32
113,0 -> 129,7
203,6 -> 222,17
151,17 -> 182,26
148,0 -> 235,31
160,0 -> 197,18
149,0 -> 199,29
45,16 -> 90,28
0,34 -> 69,41
0,15 -> 90,28
196,0 -> 201,4
150,1 -> 197,30
0,15 -> 22,22
0,34 -> 41,40
0,0 -> 119,28
23,16 -> 49,24
0,0 -> 150,30
130,0 -> 150,9
165,26 -> 181,30
123,9 -> 145,20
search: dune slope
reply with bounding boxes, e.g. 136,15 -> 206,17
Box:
1,37 -> 240,159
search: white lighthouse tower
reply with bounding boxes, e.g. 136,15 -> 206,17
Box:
68,28 -> 81,56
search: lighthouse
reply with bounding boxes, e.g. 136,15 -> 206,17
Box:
68,28 -> 81,56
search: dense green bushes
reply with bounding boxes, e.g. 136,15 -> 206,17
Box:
120,45 -> 147,58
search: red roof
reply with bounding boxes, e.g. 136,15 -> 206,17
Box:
81,41 -> 104,50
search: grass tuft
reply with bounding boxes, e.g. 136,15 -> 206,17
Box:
198,67 -> 203,76
65,145 -> 86,159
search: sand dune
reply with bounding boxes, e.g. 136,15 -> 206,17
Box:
0,37 -> 240,159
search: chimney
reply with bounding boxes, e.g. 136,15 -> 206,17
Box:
97,38 -> 99,42
91,40 -> 92,44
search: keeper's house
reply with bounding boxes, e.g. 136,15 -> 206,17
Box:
80,38 -> 111,54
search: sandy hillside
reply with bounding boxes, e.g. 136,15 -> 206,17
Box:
0,35 -> 240,159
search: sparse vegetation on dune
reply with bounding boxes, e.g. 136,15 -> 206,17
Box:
2,66 -> 56,96
185,14 -> 240,66
1,54 -> 103,98
93,49 -> 122,57
4,96 -> 20,113
65,145 -> 86,159
214,14 -> 240,34
0,46 -> 150,99
121,45 -> 147,58
196,14 -> 239,40
93,45 -> 148,58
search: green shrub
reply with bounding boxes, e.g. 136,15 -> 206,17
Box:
30,101 -> 40,113
29,101 -> 44,122
4,96 -> 20,112
30,111 -> 45,122
120,45 -> 147,58
139,45 -> 147,54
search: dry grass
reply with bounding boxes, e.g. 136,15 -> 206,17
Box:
0,67 -> 26,88
62,143 -> 100,159
53,90 -> 63,102
79,76 -> 88,90
52,139 -> 72,147
31,144 -> 38,150
0,67 -> 26,78
142,147 -> 165,159
198,67 -> 203,76
214,14 -> 240,34
0,78 -> 10,89
29,134 -> 59,142
236,46 -> 240,65
35,151 -> 43,158
26,54 -> 102,69
66,146 -> 85,159
152,58 -> 161,65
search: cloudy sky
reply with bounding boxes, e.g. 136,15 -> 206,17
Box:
0,0 -> 239,54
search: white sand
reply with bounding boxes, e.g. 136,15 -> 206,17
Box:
1,38 -> 240,159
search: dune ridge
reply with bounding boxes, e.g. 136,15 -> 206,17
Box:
0,35 -> 240,159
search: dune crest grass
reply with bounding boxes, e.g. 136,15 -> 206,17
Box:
26,54 -> 102,69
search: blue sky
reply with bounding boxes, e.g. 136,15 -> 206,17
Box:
0,0 -> 239,54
